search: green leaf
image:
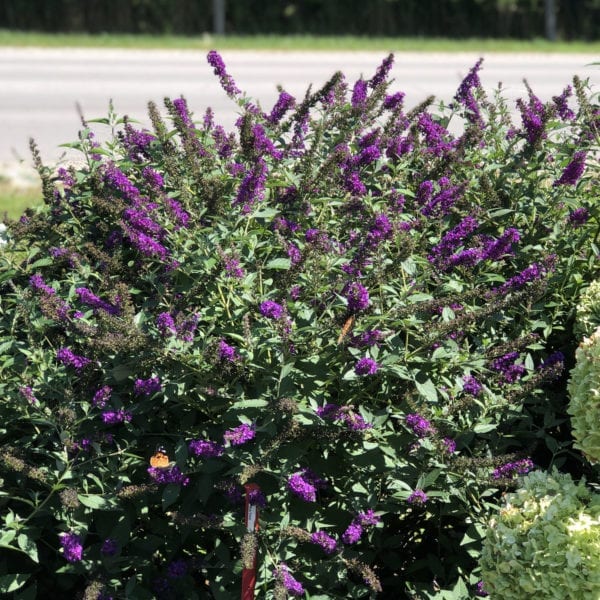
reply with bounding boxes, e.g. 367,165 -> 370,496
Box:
0,530 -> 16,546
78,494 -> 109,509
265,258 -> 291,270
0,574 -> 29,593
231,399 -> 269,409
162,484 -> 180,510
415,378 -> 438,403
17,534 -> 38,563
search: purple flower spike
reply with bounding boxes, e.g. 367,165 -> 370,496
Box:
207,50 -> 241,97
407,489 -> 428,505
344,281 -> 370,313
134,376 -> 162,396
223,423 -> 255,446
405,413 -> 435,437
273,564 -> 305,597
60,532 -> 83,563
310,530 -> 337,554
57,347 -> 91,371
553,150 -> 587,186
342,521 -> 363,544
189,439 -> 224,458
259,300 -> 283,319
354,357 -> 379,376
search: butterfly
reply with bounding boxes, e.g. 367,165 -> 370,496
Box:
149,447 -> 170,468
337,314 -> 356,344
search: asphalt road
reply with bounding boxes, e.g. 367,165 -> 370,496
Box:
0,48 -> 598,165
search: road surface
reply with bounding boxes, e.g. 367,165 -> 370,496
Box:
0,48 -> 598,168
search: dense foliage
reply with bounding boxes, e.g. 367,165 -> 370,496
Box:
1,0 -> 599,40
480,469 -> 600,598
567,326 -> 600,465
0,51 -> 599,599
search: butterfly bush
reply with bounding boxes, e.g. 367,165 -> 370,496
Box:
0,51 -> 599,598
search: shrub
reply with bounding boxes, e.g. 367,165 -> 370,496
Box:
574,279 -> 600,338
0,52 -> 598,598
479,469 -> 600,599
567,326 -> 600,464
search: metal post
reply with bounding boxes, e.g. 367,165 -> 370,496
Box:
545,0 -> 557,42
213,0 -> 226,36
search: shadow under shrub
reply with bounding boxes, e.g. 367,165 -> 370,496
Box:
0,52 -> 598,599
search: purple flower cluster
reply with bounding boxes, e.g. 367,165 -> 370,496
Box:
475,580 -> 490,597
188,439 -> 224,458
57,347 -> 91,371
19,386 -> 37,405
234,158 -> 268,213
568,207 -> 589,228
101,537 -> 118,556
134,376 -> 162,396
516,91 -> 547,145
287,468 -> 327,502
259,300 -> 284,319
442,437 -> 457,454
92,385 -> 112,408
223,423 -> 256,446
354,357 -> 379,376
60,532 -> 83,563
351,78 -> 368,109
405,413 -> 435,437
492,260 -> 552,296
148,465 -> 189,486
454,58 -> 484,125
76,287 -> 119,316
310,530 -> 337,554
428,216 -> 479,269
103,163 -> 140,204
267,91 -> 296,124
273,564 -> 305,597
156,312 -> 176,336
491,352 -> 525,384
218,339 -> 239,362
207,50 -> 241,97
553,150 -> 587,186
383,91 -> 405,110
407,489 -> 428,506
316,403 -> 372,431
417,112 -> 457,156
369,53 -> 394,88
223,255 -> 245,278
462,375 -> 483,397
30,274 -> 72,320
248,487 -> 267,507
492,458 -> 534,480
344,281 -> 370,312
101,409 -> 132,425
552,85 -> 575,121
342,509 -> 379,545
252,124 -> 283,159
121,124 -> 155,161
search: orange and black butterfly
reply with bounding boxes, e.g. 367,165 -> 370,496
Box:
149,446 -> 170,468
337,315 -> 356,344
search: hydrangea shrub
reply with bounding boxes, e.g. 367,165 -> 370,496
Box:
0,52 -> 599,598
567,326 -> 600,464
480,469 -> 600,599
574,279 -> 600,339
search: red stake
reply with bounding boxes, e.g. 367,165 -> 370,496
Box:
241,483 -> 260,600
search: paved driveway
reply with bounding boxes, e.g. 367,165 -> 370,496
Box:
0,48 -> 598,166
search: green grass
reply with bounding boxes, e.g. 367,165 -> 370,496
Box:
0,180 -> 42,221
1,30 -> 600,53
